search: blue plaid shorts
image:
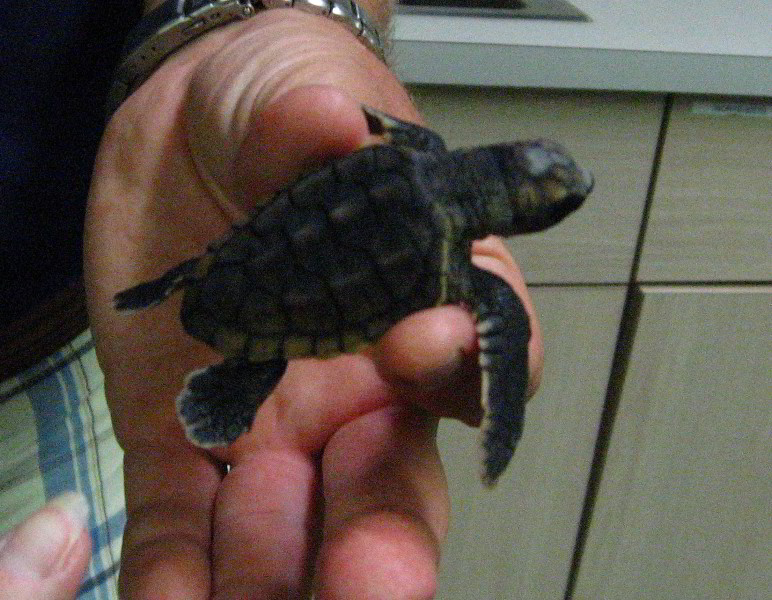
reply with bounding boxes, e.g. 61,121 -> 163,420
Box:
0,330 -> 124,599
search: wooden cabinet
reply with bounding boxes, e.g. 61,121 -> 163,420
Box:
410,86 -> 658,598
412,86 -> 664,284
639,97 -> 772,282
411,86 -> 771,599
437,287 -> 625,600
575,98 -> 772,599
573,287 -> 772,600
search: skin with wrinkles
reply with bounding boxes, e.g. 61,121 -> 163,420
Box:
83,6 -> 550,600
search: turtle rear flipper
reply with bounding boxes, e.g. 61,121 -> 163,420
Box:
176,358 -> 287,448
114,258 -> 198,311
470,266 -> 531,487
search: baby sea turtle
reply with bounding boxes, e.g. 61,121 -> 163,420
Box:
114,107 -> 593,485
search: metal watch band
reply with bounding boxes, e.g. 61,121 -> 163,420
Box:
106,0 -> 384,117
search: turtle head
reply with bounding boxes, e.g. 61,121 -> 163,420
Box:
487,140 -> 593,235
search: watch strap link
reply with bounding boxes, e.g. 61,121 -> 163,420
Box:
107,0 -> 384,117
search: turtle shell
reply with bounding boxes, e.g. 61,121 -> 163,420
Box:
180,144 -> 448,362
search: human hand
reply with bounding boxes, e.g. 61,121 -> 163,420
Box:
85,8 -> 543,599
0,493 -> 91,600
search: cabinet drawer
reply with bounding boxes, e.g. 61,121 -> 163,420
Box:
410,86 -> 664,284
639,97 -> 772,281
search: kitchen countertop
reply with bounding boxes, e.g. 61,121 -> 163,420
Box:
391,0 -> 772,96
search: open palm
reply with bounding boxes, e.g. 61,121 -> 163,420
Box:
85,11 -> 541,599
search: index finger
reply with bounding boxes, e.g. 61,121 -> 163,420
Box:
373,235 -> 544,417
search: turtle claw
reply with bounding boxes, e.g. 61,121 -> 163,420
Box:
176,358 -> 287,448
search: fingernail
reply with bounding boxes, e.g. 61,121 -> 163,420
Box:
49,491 -> 90,532
0,491 -> 89,578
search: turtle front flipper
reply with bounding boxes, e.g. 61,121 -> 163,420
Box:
469,266 -> 531,487
114,258 -> 198,311
176,358 -> 287,448
362,105 -> 447,153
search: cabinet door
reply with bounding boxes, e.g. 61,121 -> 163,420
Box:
410,86 -> 664,284
574,286 -> 772,600
437,286 -> 625,599
639,97 -> 772,282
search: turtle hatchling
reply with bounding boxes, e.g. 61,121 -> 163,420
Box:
114,107 -> 593,486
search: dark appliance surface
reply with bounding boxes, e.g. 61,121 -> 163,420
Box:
398,0 -> 590,21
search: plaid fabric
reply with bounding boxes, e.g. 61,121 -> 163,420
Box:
0,330 -> 124,599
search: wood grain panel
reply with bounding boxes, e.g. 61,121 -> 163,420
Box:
574,286 -> 772,599
639,96 -> 772,281
436,286 -> 625,599
410,86 -> 664,284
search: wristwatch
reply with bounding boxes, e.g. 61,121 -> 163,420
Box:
106,0 -> 385,117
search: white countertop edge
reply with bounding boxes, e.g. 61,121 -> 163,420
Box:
393,4 -> 772,59
391,41 -> 772,97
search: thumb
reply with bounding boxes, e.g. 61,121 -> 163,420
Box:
177,8 -> 418,220
190,84 -> 375,219
0,492 -> 92,600
233,85 -> 376,212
